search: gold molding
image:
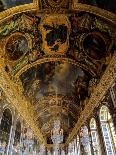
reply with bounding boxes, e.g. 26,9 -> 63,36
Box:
13,57 -> 97,78
0,63 -> 46,144
14,58 -> 78,78
0,0 -> 39,22
66,52 -> 116,144
0,2 -> 115,25
72,3 -> 116,24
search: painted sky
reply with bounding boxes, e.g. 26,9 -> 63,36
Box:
20,62 -> 85,99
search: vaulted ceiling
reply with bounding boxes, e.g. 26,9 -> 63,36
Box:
0,0 -> 116,145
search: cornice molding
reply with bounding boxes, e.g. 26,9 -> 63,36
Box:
0,1 -> 38,22
66,52 -> 116,144
72,3 -> 116,24
0,2 -> 115,25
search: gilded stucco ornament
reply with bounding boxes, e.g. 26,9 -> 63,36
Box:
46,0 -> 66,8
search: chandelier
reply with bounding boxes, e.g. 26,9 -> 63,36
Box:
51,119 -> 63,155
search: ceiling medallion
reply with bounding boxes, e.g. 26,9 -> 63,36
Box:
39,15 -> 71,55
5,32 -> 31,61
47,0 -> 65,7
80,32 -> 106,60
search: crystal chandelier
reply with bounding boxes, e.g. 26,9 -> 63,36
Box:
51,119 -> 63,155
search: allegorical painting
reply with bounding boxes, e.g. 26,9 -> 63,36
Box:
20,62 -> 86,101
0,0 -> 32,12
39,15 -> 71,54
5,33 -> 29,61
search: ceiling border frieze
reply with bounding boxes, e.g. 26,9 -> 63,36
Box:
0,2 -> 115,25
13,57 -> 96,79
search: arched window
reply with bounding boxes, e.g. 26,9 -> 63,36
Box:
0,109 -> 12,154
90,118 -> 101,155
14,121 -> 21,145
100,106 -> 116,155
80,125 -> 92,155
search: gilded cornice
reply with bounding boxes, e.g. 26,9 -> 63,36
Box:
14,58 -> 78,78
72,3 -> 116,24
66,52 -> 116,144
0,0 -> 39,22
0,2 -> 116,25
13,57 -> 96,78
0,65 -> 46,144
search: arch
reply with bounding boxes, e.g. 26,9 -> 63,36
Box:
99,105 -> 116,155
3,104 -> 15,122
90,118 -> 101,155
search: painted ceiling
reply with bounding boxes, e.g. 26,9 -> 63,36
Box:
0,0 -> 116,144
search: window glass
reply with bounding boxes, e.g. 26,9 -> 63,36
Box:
100,106 -> 116,155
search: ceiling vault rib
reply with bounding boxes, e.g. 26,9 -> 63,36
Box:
66,53 -> 116,144
0,60 -> 46,144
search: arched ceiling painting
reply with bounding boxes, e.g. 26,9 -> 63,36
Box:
0,0 -> 116,144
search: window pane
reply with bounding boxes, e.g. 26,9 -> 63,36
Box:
100,106 -> 116,155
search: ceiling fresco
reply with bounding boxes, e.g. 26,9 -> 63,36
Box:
0,0 -> 115,144
20,62 -> 88,142
20,62 -> 86,99
0,0 -> 32,12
